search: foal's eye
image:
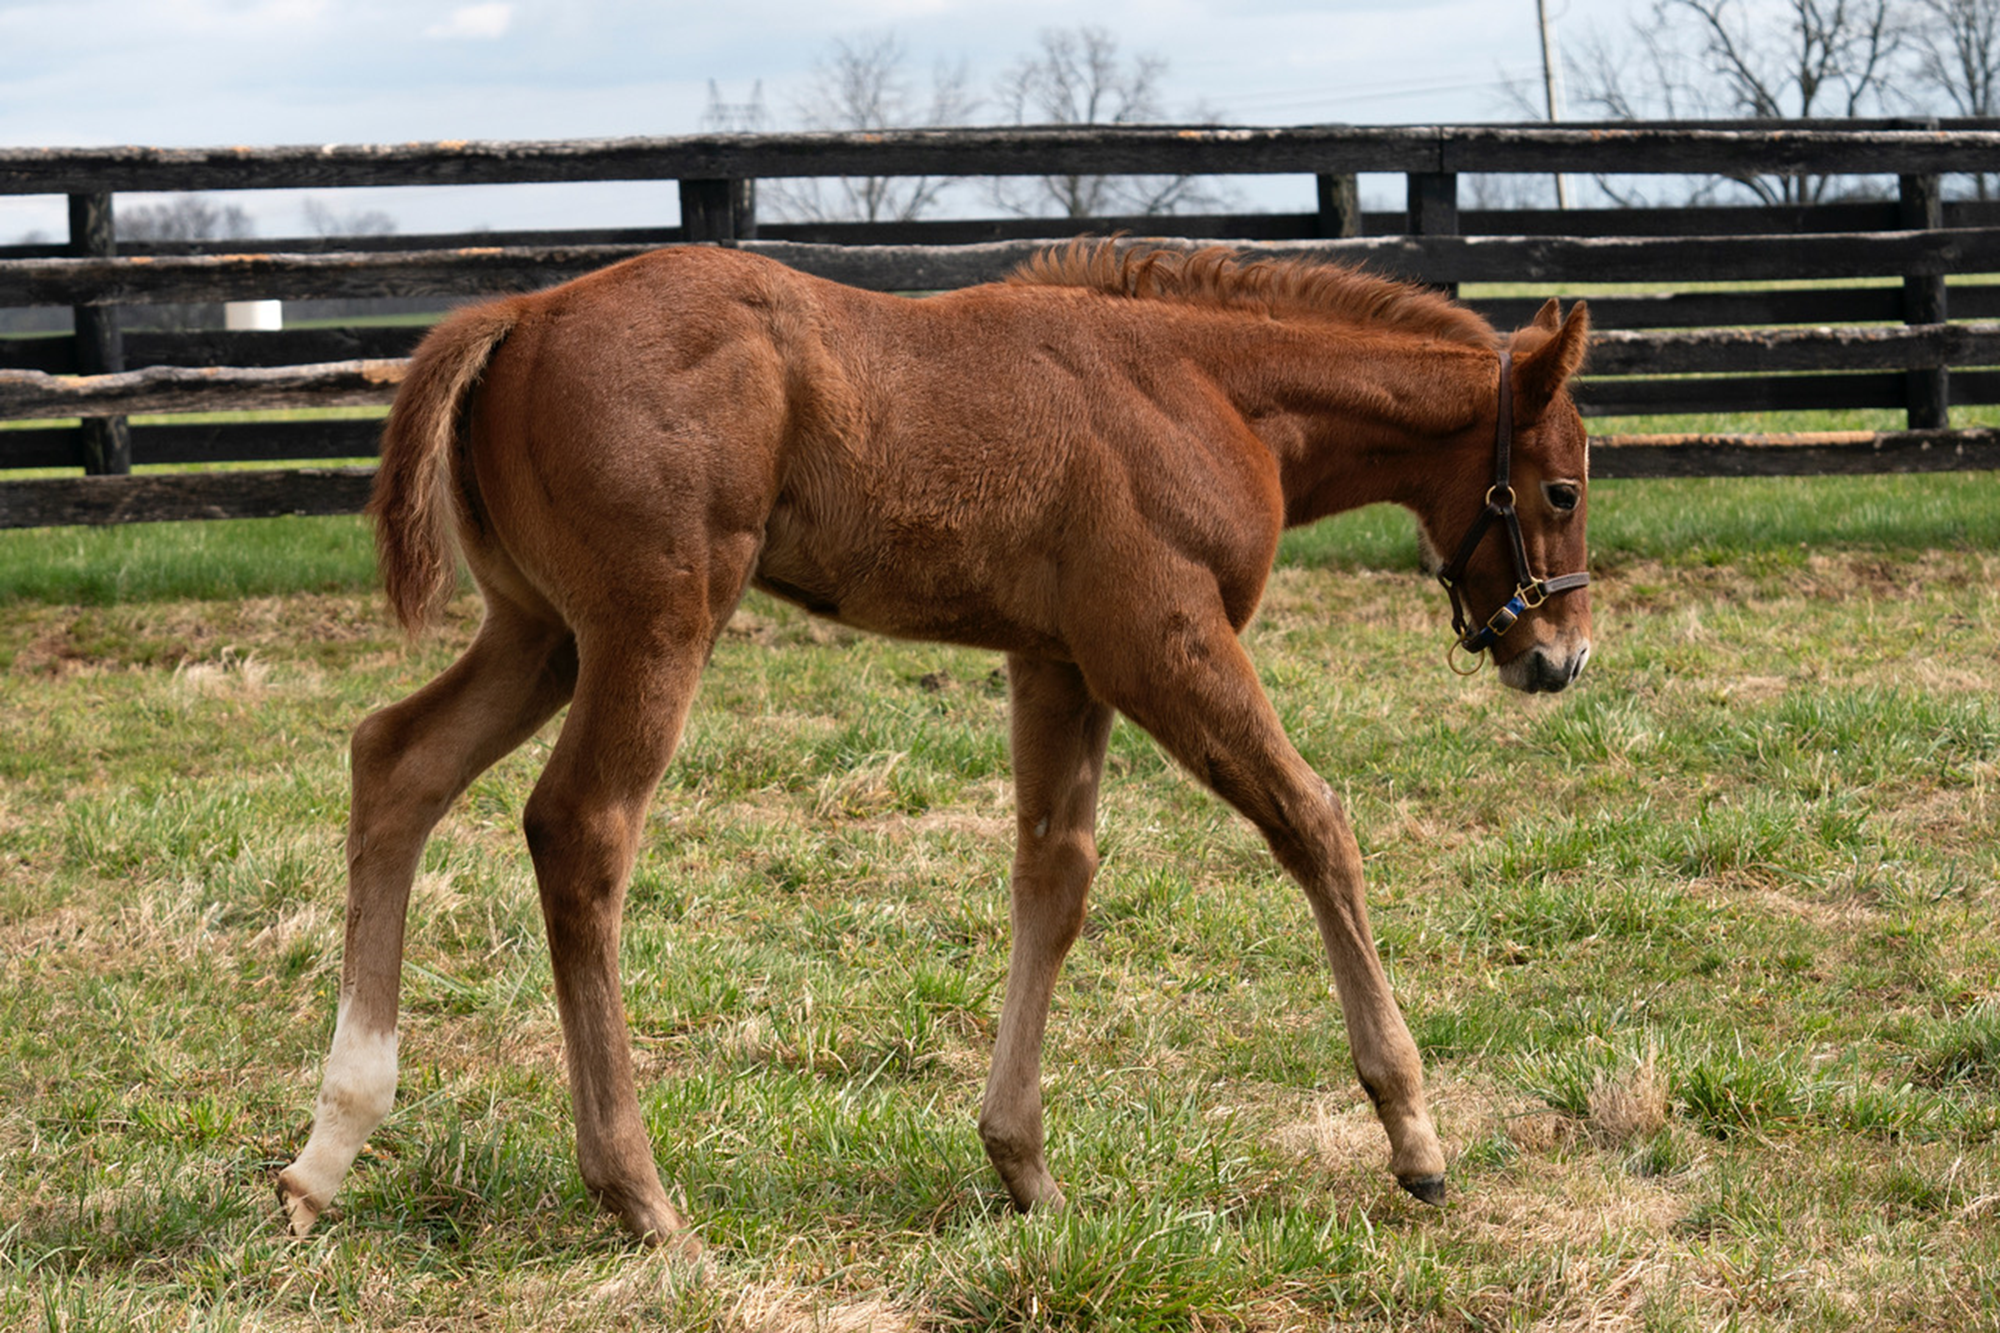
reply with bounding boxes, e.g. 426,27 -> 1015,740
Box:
1543,481 -> 1581,513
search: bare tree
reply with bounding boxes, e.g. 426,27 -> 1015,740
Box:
990,26 -> 1233,218
302,197 -> 398,238
116,195 -> 256,330
1913,0 -> 2000,196
1568,0 -> 1908,205
766,34 -> 976,223
117,195 -> 255,245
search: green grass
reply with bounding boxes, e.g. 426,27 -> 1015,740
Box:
0,514 -> 378,605
2,473 -> 1997,1329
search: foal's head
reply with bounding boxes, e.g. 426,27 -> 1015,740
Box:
1421,298 -> 1593,694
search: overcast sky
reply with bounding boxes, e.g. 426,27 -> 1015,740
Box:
0,0 -> 1640,242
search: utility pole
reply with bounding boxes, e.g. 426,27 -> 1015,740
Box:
1537,0 -> 1571,209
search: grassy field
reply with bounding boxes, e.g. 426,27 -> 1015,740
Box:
1,473 -> 1997,1330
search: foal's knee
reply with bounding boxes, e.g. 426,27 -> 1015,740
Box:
522,785 -> 644,918
1017,829 -> 1098,934
522,785 -> 634,857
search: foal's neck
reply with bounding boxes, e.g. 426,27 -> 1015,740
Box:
1222,331 -> 1497,527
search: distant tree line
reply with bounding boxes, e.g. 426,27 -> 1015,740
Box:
736,12 -> 2000,218
1555,0 -> 2000,204
710,25 -> 1236,225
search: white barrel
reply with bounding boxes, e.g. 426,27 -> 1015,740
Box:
224,300 -> 284,331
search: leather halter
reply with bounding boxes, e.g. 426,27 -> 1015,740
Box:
1435,350 -> 1591,673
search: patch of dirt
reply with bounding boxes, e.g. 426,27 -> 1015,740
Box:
7,593 -> 415,677
725,1284 -> 916,1333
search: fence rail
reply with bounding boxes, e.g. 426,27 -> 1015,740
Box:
3,229 -> 1996,308
5,121 -> 1999,194
3,120 -> 1997,528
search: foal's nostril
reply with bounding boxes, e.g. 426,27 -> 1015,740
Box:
1523,651 -> 1570,694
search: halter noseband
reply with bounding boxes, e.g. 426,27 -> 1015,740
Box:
1435,350 -> 1590,674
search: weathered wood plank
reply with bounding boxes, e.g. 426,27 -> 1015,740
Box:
0,245 -> 654,307
0,327 -> 432,375
779,228 -> 1997,287
0,128 -> 1440,195
1583,323 -> 2000,376
1581,366 -> 2000,414
0,467 -> 376,528
128,326 -> 429,368
5,124 -> 2000,197
9,196 -> 1993,261
0,361 -> 406,419
0,428 -> 77,469
1948,369 -> 2000,405
1577,372 -> 1905,416
0,419 -> 383,470
1465,288 -> 1915,331
1591,428 -> 2000,477
6,229 -> 1995,308
15,293 -> 1986,375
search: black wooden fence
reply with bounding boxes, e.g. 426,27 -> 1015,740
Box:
3,120 -> 1998,528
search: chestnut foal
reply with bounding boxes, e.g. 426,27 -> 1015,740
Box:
280,243 -> 1592,1246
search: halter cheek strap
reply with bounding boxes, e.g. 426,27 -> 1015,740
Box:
1435,350 -> 1590,671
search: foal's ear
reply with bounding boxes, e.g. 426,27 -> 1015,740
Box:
1531,297 -> 1562,332
1512,300 -> 1591,418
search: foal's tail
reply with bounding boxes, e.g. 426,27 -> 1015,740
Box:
368,300 -> 523,635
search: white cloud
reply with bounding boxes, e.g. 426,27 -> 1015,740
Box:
422,3 -> 513,39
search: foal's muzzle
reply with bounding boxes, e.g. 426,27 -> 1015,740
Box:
1499,640 -> 1591,694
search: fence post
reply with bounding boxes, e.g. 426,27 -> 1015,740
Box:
1899,170 -> 1948,430
1316,173 -> 1362,239
1407,172 -> 1459,297
68,192 -> 131,476
679,178 -> 758,242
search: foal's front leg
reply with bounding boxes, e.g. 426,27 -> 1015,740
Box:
979,655 -> 1115,1210
1081,613 -> 1447,1203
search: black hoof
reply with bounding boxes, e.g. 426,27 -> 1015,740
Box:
1398,1173 -> 1447,1206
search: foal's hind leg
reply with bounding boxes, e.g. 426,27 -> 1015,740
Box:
1080,611 -> 1446,1203
979,655 -> 1115,1211
520,618 -> 721,1248
280,603 -> 577,1236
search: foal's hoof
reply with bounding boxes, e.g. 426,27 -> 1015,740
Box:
606,1191 -> 703,1258
276,1173 -> 323,1238
633,1221 -> 705,1261
1397,1172 -> 1448,1206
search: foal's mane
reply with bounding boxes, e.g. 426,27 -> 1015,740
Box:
1010,241 -> 1497,349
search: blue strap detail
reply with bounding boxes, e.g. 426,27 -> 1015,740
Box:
1460,590 -> 1529,654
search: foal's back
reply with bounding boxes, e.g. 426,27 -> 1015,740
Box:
462,247 -> 1286,655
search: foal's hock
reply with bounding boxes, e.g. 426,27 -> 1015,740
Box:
280,242 -> 1593,1247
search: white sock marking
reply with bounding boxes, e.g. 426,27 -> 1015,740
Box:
284,996 -> 398,1212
